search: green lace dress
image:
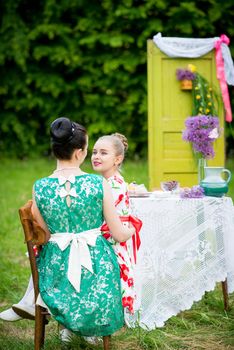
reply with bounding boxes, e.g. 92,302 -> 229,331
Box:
34,174 -> 124,336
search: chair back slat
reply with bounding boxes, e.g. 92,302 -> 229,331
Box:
19,200 -> 47,245
19,200 -> 34,242
18,200 -> 43,299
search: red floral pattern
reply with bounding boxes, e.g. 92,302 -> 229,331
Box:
115,194 -> 124,207
104,174 -> 136,315
113,175 -> 123,184
120,263 -> 129,282
122,296 -> 134,314
125,192 -> 129,206
33,245 -> 39,257
128,278 -> 134,287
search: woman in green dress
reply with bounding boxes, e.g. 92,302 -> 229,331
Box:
32,117 -> 135,337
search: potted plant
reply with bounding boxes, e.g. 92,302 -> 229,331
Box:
176,65 -> 196,90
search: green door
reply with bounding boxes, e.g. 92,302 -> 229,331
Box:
147,40 -> 225,190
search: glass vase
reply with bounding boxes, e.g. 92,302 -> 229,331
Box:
198,158 -> 207,184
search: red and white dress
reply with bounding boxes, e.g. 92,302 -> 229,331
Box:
101,174 -> 142,316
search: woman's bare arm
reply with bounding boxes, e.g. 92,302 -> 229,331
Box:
103,179 -> 135,242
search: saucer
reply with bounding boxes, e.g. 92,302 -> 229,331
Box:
129,191 -> 151,198
150,191 -> 173,198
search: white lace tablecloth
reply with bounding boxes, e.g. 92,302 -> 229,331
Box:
126,196 -> 234,329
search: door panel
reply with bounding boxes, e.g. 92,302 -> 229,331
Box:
147,40 -> 225,190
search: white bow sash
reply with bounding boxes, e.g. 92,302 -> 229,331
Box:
59,187 -> 77,198
49,228 -> 101,292
58,174 -> 76,186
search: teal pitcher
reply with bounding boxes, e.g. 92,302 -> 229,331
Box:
200,167 -> 232,197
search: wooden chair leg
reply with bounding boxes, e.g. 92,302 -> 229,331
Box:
35,305 -> 46,350
221,279 -> 229,311
103,335 -> 111,350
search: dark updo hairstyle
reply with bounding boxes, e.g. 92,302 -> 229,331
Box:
50,117 -> 87,160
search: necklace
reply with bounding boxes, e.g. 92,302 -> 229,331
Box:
53,167 -> 78,173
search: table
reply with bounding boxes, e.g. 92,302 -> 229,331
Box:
125,195 -> 234,329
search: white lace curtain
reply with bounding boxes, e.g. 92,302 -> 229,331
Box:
153,32 -> 234,86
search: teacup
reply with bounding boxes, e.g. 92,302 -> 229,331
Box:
161,181 -> 180,192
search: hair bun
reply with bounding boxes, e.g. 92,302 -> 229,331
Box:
112,133 -> 128,152
50,117 -> 73,143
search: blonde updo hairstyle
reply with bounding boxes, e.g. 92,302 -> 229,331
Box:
98,132 -> 128,168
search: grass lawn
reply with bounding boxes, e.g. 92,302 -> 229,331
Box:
0,157 -> 234,350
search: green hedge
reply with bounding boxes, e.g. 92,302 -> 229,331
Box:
0,0 -> 234,157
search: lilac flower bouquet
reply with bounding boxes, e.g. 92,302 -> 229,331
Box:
182,115 -> 220,159
180,185 -> 204,198
176,69 -> 196,81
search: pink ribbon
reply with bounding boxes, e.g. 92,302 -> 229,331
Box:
214,34 -> 232,122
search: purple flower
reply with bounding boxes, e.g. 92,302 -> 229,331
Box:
191,185 -> 205,198
180,187 -> 192,198
180,186 -> 204,198
176,69 -> 196,81
182,115 -> 220,159
161,181 -> 179,191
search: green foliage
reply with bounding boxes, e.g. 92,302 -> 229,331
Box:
192,73 -> 219,116
0,0 -> 234,157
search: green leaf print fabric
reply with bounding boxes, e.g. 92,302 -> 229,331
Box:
34,174 -> 124,336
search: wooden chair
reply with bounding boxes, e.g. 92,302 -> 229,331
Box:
221,280 -> 229,311
19,200 -> 111,350
19,200 -> 49,350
